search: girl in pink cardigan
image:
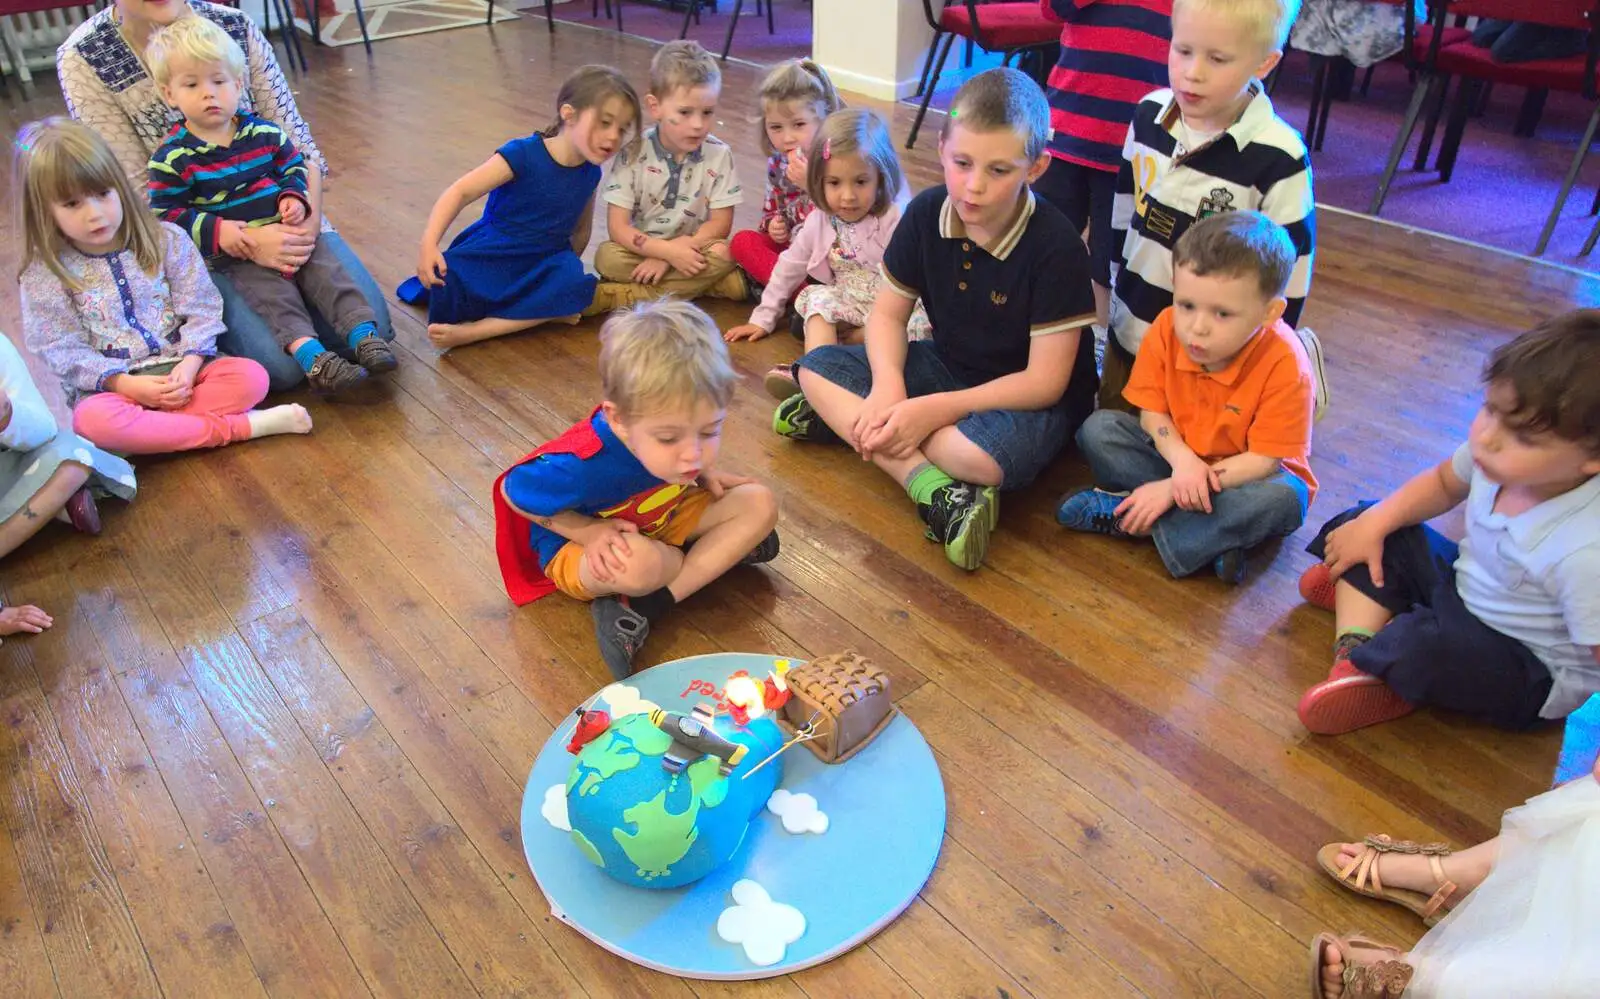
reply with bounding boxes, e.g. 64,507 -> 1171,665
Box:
726,110 -> 929,400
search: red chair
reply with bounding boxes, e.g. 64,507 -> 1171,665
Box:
906,0 -> 1061,149
1369,0 -> 1600,255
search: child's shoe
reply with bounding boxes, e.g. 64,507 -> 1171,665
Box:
919,481 -> 999,571
1055,488 -> 1131,536
1296,654 -> 1415,735
306,352 -> 369,394
1299,562 -> 1338,611
354,336 -> 398,374
583,282 -> 659,318
591,596 -> 649,680
764,363 -> 799,400
1213,549 -> 1247,585
739,529 -> 781,566
64,486 -> 101,535
707,268 -> 750,302
772,394 -> 839,443
787,308 -> 806,342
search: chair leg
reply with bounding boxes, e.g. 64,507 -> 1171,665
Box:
1264,60 -> 1281,96
1436,77 -> 1479,183
1590,185 -> 1600,216
1313,76 -> 1335,151
914,31 -> 943,99
1370,77 -> 1431,214
1304,55 -> 1327,147
720,0 -> 743,60
908,33 -> 954,150
274,0 -> 309,71
765,0 -> 774,34
542,0 -> 553,30
1359,64 -> 1374,97
1582,213 -> 1600,255
1536,103 -> 1600,256
1412,73 -> 1449,172
680,0 -> 695,39
350,0 -> 372,53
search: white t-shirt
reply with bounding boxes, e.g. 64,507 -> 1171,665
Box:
601,128 -> 743,240
1451,443 -> 1600,717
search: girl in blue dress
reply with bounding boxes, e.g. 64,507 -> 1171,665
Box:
408,66 -> 641,350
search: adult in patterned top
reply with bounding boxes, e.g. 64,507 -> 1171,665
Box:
57,0 -> 393,392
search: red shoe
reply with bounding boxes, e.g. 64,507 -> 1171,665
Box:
1297,654 -> 1414,735
1299,562 -> 1337,611
64,486 -> 101,536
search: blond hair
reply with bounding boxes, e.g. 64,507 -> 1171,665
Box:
757,59 -> 843,154
941,67 -> 1051,161
598,300 -> 735,417
542,64 -> 643,161
144,15 -> 246,89
805,109 -> 903,218
13,117 -> 165,291
1171,0 -> 1301,54
649,40 -> 721,98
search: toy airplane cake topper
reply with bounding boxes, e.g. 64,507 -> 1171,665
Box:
650,704 -> 748,776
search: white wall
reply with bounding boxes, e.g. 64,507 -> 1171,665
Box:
812,0 -> 936,102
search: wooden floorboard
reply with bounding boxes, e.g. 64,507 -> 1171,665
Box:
0,14 -> 1587,996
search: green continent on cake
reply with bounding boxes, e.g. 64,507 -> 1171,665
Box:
565,711 -> 786,889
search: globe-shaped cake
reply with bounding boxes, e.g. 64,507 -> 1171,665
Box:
566,711 -> 786,889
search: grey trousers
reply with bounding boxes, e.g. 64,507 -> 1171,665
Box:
213,241 -> 376,352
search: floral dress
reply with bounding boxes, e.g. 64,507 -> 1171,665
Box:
1290,0 -> 1426,68
794,217 -> 931,341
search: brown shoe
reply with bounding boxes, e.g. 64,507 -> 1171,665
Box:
583,282 -> 663,318
64,486 -> 101,535
352,336 -> 398,373
306,351 -> 369,394
707,267 -> 750,302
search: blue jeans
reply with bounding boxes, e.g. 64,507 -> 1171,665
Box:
1075,410 -> 1309,577
795,341 -> 1083,489
210,231 -> 393,392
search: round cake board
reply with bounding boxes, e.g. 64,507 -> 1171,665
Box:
519,652 -> 946,980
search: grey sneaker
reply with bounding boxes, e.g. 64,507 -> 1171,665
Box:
306,351 -> 369,394
591,596 -> 649,679
919,481 -> 1000,571
353,335 -> 398,373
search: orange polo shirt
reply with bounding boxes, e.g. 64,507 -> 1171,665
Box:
1122,307 -> 1317,502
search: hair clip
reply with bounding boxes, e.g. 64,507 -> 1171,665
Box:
822,138 -> 831,160
12,136 -> 32,154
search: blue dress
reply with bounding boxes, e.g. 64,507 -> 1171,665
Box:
427,135 -> 600,324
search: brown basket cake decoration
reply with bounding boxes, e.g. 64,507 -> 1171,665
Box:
779,652 -> 896,764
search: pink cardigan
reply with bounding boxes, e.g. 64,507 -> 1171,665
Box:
747,194 -> 910,332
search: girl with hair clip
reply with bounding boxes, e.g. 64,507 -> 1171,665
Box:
725,109 -> 929,400
728,59 -> 844,291
406,65 -> 641,350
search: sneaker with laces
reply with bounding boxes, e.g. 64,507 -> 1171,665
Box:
1055,489 -> 1131,536
306,351 -> 369,394
353,335 -> 398,373
590,596 -> 650,680
772,394 -> 839,443
1295,326 -> 1330,423
919,481 -> 999,570
1296,653 -> 1415,735
1298,562 -> 1337,610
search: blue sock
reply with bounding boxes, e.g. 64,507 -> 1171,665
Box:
345,322 -> 377,349
292,339 -> 328,372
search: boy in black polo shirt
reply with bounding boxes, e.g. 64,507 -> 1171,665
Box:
775,67 -> 1098,571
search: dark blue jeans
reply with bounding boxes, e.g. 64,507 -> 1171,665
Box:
210,231 -> 393,392
1075,409 -> 1309,577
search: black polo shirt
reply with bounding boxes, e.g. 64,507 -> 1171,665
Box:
881,185 -> 1098,413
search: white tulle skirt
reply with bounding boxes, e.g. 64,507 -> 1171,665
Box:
1405,777 -> 1600,997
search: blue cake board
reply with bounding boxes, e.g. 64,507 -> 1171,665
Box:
1556,694 -> 1600,785
519,652 -> 946,980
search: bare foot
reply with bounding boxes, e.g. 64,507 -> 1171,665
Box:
246,404 -> 314,439
1320,938 -> 1348,999
428,323 -> 470,350
1333,840 -> 1490,897
1317,936 -> 1412,998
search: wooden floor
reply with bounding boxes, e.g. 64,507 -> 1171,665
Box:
1,17 -> 1594,998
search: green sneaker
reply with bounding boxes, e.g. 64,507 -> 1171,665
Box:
918,480 -> 999,571
772,393 -> 839,443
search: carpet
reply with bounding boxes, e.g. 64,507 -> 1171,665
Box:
292,0 -> 522,47
536,0 -> 813,68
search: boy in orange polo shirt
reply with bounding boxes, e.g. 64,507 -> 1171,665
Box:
1056,210 -> 1316,584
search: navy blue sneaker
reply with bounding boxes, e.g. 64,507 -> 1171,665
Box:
1213,549 -> 1247,585
1055,489 -> 1131,537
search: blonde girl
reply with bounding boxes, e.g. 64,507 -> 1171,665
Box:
18,117 -> 311,455
407,65 -> 641,350
728,59 -> 844,289
726,109 -> 930,400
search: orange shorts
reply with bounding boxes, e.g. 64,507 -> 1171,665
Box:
543,487 -> 714,600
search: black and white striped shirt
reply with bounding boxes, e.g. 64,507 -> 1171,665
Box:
1108,83 -> 1316,355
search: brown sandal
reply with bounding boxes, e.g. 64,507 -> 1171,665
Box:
1309,932 -> 1413,998
1317,834 -> 1460,927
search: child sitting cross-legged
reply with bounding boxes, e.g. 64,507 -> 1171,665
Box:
1295,312 -> 1600,737
1056,210 -> 1316,584
144,17 -> 394,395
493,300 -> 781,679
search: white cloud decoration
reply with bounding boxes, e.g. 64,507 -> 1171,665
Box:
716,879 -> 806,967
541,784 -> 570,831
597,683 -> 659,718
766,789 -> 829,835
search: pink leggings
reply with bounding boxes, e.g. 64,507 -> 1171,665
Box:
72,357 -> 270,455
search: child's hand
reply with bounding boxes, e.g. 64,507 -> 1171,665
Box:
767,217 -> 790,244
584,520 -> 639,583
1114,480 -> 1175,536
111,374 -> 174,409
417,244 -> 448,288
1169,454 -> 1217,513
0,604 -> 52,636
724,323 -> 769,342
632,258 -> 673,285
663,239 -> 707,277
1323,512 -> 1390,587
277,196 -> 307,225
851,386 -> 907,454
860,395 -> 945,460
218,221 -> 257,259
785,148 -> 808,188
698,469 -> 754,499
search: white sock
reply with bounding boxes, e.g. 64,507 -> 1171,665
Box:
246,404 -> 314,439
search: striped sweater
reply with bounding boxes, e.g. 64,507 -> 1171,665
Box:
1041,0 -> 1173,173
1109,83 -> 1316,355
148,112 -> 311,256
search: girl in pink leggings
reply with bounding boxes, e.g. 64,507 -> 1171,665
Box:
16,118 -> 312,455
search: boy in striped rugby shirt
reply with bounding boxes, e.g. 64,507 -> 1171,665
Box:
145,17 -> 392,395
1104,0 -> 1317,413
